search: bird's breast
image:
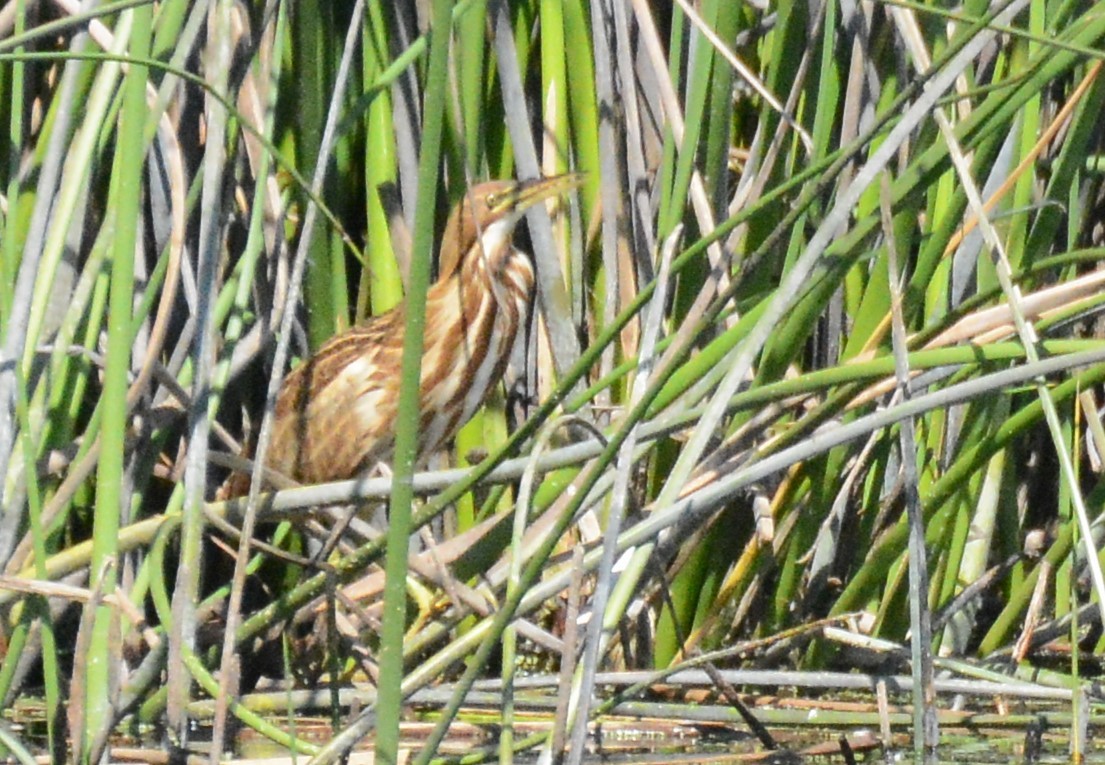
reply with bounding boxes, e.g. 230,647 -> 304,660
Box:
417,250 -> 535,453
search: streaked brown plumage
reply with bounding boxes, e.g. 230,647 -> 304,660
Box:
222,175 -> 580,496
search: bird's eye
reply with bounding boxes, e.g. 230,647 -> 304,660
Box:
485,192 -> 501,208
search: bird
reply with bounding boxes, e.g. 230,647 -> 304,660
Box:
220,174 -> 581,497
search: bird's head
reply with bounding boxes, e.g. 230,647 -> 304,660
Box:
437,174 -> 584,280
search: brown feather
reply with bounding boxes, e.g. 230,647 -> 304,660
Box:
219,176 -> 577,498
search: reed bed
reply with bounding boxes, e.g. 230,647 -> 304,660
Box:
0,0 -> 1104,762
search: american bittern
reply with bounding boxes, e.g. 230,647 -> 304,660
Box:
222,174 -> 580,496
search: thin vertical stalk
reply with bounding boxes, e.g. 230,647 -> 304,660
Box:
84,4 -> 151,762
561,0 -> 600,256
0,0 -> 24,583
881,175 -> 937,756
0,0 -> 24,327
588,0 -> 621,402
293,1 -> 339,347
453,0 -> 486,175
376,0 -> 454,761
362,1 -> 401,317
15,369 -> 60,760
450,0 -> 496,518
167,0 -> 231,749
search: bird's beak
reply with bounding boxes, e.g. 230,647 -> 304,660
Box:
511,172 -> 585,215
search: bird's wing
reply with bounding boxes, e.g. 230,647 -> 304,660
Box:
269,317 -> 401,484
